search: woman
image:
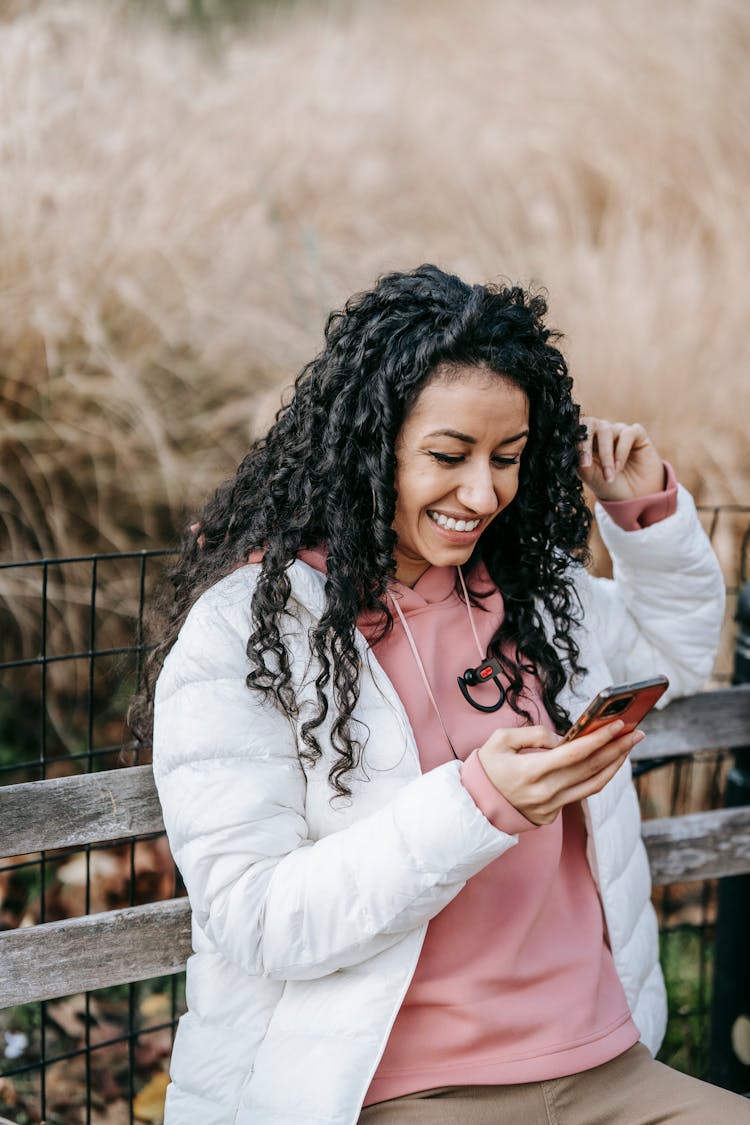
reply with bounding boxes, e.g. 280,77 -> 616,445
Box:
144,265 -> 745,1123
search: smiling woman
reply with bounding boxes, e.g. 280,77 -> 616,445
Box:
391,372 -> 529,586
133,265 -> 737,1124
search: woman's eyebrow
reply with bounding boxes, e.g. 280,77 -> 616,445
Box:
424,428 -> 529,446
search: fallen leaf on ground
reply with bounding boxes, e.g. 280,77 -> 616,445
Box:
133,1071 -> 170,1123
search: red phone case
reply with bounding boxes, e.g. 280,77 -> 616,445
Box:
561,676 -> 669,744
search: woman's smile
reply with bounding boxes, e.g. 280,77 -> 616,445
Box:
426,510 -> 483,533
391,366 -> 530,587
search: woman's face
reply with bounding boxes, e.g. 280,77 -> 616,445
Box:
391,367 -> 530,587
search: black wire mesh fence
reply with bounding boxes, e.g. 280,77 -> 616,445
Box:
0,503 -> 748,1123
0,550 -> 183,1125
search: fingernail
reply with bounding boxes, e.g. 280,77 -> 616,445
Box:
614,460 -> 622,472
632,730 -> 646,743
612,719 -> 625,732
580,453 -> 591,467
604,468 -> 614,482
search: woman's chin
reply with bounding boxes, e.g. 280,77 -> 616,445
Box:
418,540 -> 477,572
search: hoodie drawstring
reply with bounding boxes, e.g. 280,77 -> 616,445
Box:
386,566 -> 486,761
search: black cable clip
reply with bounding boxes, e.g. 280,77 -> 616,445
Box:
457,657 -> 507,713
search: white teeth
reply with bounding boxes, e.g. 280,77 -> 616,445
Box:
428,511 -> 480,532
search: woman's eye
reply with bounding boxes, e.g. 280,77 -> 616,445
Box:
429,452 -> 520,467
429,451 -> 463,464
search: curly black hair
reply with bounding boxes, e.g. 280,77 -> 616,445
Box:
131,263 -> 592,798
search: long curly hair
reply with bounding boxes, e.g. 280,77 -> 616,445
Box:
132,264 -> 592,798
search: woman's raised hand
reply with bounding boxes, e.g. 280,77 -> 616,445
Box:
577,417 -> 665,502
477,722 -> 644,826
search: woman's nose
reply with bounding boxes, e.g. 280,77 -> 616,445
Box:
455,464 -> 499,515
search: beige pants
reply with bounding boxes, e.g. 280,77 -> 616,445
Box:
358,1043 -> 750,1124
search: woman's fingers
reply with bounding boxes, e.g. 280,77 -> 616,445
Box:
578,417 -> 663,500
579,416 -> 621,481
551,728 -> 644,792
483,725 -> 561,754
476,721 -> 642,825
557,746 -> 633,809
611,425 -> 638,473
561,726 -> 647,804
592,421 -> 616,482
558,718 -> 627,760
580,415 -> 641,467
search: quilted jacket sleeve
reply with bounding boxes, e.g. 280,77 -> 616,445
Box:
581,483 -> 725,701
152,577 -> 518,983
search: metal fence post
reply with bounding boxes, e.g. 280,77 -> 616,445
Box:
709,581 -> 750,1093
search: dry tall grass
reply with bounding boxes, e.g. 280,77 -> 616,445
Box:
1,0 -> 748,566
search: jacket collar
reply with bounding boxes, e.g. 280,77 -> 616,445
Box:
286,557 -> 328,621
285,555 -> 591,714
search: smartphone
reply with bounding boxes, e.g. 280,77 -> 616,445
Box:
560,675 -> 669,744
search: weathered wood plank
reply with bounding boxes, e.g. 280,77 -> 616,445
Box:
634,685 -> 750,760
643,805 -> 750,885
0,685 -> 747,858
0,897 -> 192,1008
2,806 -> 750,1007
0,765 -> 164,858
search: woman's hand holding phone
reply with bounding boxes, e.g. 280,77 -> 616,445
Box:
476,721 -> 644,827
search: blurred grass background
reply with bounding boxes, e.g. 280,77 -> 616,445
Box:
2,0 -> 748,567
1,0 -> 749,685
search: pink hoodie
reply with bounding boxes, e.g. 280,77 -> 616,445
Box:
261,469 -> 677,1102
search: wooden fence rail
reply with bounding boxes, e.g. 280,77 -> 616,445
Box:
1,685 -> 749,1009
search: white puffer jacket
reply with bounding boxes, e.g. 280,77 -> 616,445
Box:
153,486 -> 724,1125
